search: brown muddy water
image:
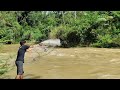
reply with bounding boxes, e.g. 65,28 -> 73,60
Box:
1,44 -> 120,79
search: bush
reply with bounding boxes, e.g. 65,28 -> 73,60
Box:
90,43 -> 102,48
95,34 -> 112,48
4,40 -> 13,44
0,40 -> 13,44
91,34 -> 120,48
50,25 -> 67,39
66,30 -> 80,47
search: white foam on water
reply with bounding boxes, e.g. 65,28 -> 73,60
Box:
70,55 -> 75,57
110,59 -> 120,62
57,54 -> 65,56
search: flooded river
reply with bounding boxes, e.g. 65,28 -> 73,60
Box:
2,45 -> 120,79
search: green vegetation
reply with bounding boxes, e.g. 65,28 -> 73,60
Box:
0,44 -> 8,75
1,11 -> 120,77
0,44 -> 19,76
0,11 -> 120,48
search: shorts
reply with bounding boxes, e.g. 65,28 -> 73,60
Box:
15,61 -> 24,75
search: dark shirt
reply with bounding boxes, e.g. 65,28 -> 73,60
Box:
16,45 -> 30,63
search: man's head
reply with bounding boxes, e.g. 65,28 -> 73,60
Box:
20,40 -> 26,46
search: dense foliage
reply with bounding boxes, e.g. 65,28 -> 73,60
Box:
0,11 -> 120,48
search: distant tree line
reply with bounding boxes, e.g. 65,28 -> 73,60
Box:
0,11 -> 120,48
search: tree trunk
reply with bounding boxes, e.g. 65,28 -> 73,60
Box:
74,11 -> 77,20
62,11 -> 65,24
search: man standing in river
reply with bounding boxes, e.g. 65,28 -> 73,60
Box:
15,40 -> 33,79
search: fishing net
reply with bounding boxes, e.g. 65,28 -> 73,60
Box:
24,40 -> 60,64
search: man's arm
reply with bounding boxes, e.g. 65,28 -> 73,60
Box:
26,45 -> 34,52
